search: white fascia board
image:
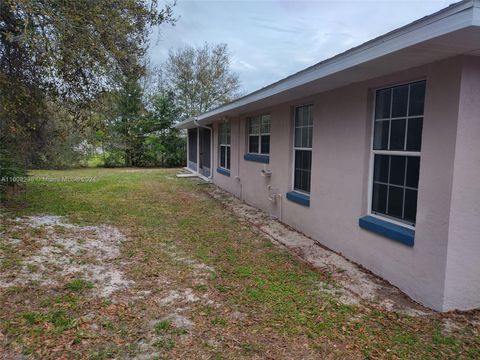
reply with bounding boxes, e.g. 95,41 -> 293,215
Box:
473,0 -> 480,24
177,1 -> 476,129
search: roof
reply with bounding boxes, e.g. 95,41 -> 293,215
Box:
177,0 -> 480,129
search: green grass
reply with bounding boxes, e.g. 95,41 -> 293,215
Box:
1,168 -> 479,359
21,310 -> 74,333
211,317 -> 227,326
152,338 -> 175,350
65,278 -> 94,292
22,311 -> 42,325
154,320 -> 172,334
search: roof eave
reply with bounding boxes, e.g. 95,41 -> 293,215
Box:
177,0 -> 478,130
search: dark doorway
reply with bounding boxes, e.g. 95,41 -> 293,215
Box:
199,127 -> 211,177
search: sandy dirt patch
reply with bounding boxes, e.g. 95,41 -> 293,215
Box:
204,186 -> 430,316
0,214 -> 220,359
1,215 -> 132,296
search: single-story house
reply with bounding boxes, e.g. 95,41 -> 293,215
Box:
176,0 -> 480,312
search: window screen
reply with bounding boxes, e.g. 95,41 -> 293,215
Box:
371,81 -> 425,225
248,115 -> 270,154
219,122 -> 231,170
293,105 -> 313,193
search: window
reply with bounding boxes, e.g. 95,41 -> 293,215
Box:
371,81 -> 425,226
293,105 -> 313,193
248,115 -> 271,154
218,122 -> 231,171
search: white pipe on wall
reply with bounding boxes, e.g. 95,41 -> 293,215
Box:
237,118 -> 242,200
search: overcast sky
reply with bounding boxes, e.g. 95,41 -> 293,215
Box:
149,0 -> 454,93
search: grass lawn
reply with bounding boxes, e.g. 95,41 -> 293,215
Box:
1,168 -> 479,359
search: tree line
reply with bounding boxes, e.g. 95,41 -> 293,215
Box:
1,1 -> 240,196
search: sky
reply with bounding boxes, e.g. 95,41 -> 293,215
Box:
149,0 -> 454,93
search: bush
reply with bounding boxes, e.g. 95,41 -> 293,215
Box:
0,148 -> 27,198
103,151 -> 125,168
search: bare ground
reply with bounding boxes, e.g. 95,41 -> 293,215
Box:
0,168 -> 479,359
204,186 -> 430,316
0,215 -> 220,359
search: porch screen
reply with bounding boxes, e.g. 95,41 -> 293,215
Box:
188,128 -> 197,170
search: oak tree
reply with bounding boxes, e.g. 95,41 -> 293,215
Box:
163,43 -> 241,119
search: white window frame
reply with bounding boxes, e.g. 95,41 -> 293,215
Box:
292,104 -> 313,195
247,114 -> 271,155
218,122 -> 231,171
367,79 -> 426,230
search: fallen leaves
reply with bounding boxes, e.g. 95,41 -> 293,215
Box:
0,169 -> 479,359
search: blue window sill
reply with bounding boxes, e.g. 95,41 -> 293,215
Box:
244,153 -> 270,164
286,191 -> 310,207
216,167 -> 230,177
359,215 -> 414,247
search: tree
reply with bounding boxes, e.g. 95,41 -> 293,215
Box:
0,0 -> 174,191
146,90 -> 185,167
0,0 -> 174,102
163,43 -> 241,119
100,78 -> 146,167
99,79 -> 185,168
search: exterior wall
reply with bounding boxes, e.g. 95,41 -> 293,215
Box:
443,56 -> 480,310
238,106 -> 286,216
208,56 -> 473,311
212,118 -> 241,196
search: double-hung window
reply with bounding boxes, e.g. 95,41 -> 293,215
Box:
293,105 -> 313,193
218,122 -> 231,171
371,81 -> 425,226
248,115 -> 271,154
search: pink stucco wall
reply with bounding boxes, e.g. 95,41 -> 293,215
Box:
443,56 -> 480,311
208,56 -> 477,311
